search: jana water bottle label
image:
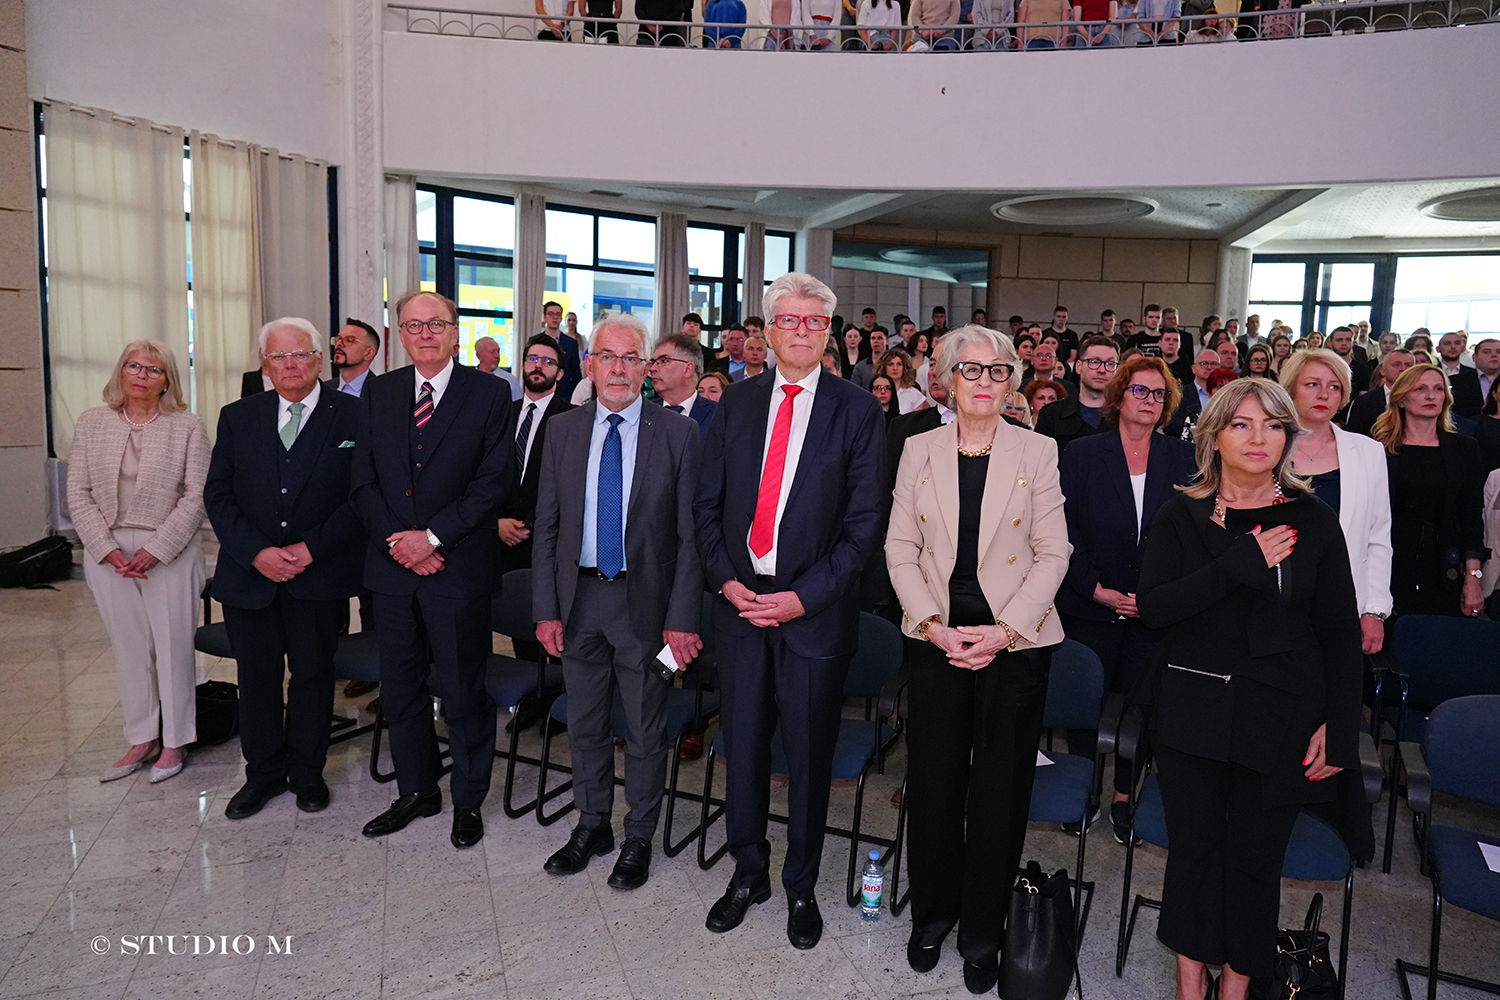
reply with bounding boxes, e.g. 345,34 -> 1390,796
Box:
861,877 -> 883,906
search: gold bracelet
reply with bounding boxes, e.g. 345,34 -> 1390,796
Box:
915,615 -> 942,642
995,619 -> 1018,652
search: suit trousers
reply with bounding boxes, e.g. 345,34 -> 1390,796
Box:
562,575 -> 671,840
82,527 -> 204,749
374,589 -> 497,809
906,640 -> 1051,969
1060,613 -> 1158,796
1154,742 -> 1301,979
716,605 -> 851,899
222,591 -> 342,787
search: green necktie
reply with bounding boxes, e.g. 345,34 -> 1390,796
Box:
280,401 -> 305,450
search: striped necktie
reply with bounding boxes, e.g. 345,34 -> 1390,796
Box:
414,381 -> 434,428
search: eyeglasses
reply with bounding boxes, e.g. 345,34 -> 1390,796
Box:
1127,384 -> 1167,404
524,354 -> 560,369
871,384 -> 893,393
772,314 -> 832,332
647,356 -> 694,371
399,319 -> 455,335
952,362 -> 1016,383
265,351 -> 320,367
592,351 -> 646,371
1080,358 -> 1119,372
123,361 -> 165,380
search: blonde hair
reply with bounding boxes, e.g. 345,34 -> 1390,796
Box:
1371,363 -> 1455,455
102,340 -> 187,413
1003,391 -> 1032,426
1277,348 -> 1352,406
1181,377 -> 1311,500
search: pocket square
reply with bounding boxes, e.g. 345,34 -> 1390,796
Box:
338,440 -> 356,448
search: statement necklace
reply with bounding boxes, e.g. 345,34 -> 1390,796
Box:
1213,481 -> 1285,522
957,430 -> 996,458
121,410 -> 160,429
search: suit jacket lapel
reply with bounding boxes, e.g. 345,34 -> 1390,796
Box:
1142,433 -> 1175,543
976,421 -> 1022,558
930,422 -> 961,549
782,380 -> 834,516
629,404 -> 658,519
282,386 -> 339,503
737,377 -> 776,522
416,364 -> 472,468
387,368 -> 416,502
564,403 -> 593,543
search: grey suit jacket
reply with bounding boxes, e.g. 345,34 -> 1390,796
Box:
531,398 -> 704,642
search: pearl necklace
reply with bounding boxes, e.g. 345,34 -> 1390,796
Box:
121,410 -> 160,429
1214,481 -> 1285,522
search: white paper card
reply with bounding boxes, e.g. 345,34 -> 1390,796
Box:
656,644 -> 682,674
1480,841 -> 1500,874
1036,751 -> 1054,767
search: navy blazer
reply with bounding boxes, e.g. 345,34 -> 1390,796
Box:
205,383 -> 365,610
694,368 -> 886,658
500,392 -> 575,526
351,363 -> 515,598
679,394 -> 717,439
1057,427 -> 1197,622
556,332 -> 584,404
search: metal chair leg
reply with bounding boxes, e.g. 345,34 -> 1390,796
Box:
696,743 -> 729,870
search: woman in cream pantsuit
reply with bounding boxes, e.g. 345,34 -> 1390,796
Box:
886,324 -> 1072,994
68,340 -> 210,784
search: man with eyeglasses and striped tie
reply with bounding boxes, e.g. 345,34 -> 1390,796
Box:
351,290 -> 516,850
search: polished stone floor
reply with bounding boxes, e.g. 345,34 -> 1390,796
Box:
0,577 -> 1496,999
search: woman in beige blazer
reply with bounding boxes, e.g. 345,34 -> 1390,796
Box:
68,340 -> 210,784
886,324 -> 1071,992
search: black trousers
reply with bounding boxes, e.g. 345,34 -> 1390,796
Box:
583,0 -> 620,41
1154,742 -> 1301,979
374,589 -> 497,809
715,599 -> 850,899
1061,613 -> 1158,796
906,640 -> 1051,969
222,591 -> 342,787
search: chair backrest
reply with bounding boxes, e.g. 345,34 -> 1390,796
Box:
491,568 -> 533,640
1391,615 -> 1500,712
844,612 -> 904,700
1425,694 -> 1500,808
1042,638 -> 1105,731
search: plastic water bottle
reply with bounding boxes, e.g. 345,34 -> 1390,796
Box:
860,850 -> 884,920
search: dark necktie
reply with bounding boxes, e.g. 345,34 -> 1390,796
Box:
414,381 -> 434,428
515,401 -> 536,474
597,414 -> 625,578
668,404 -> 683,413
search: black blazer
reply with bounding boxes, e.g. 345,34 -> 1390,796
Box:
1057,429 -> 1196,622
240,370 -> 267,399
205,383 -> 365,610
1450,367 -> 1485,419
556,332 -> 584,404
1138,493 -> 1363,807
1344,387 -> 1388,438
1165,381 -> 1207,438
694,369 -> 886,658
351,363 -> 515,598
532,400 -> 703,642
683,395 -> 717,439
1388,429 -> 1488,572
1035,392 -> 1105,458
500,392 -> 575,526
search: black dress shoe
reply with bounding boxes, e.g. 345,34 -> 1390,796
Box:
362,790 -> 442,838
224,779 -> 288,820
907,936 -> 941,973
292,778 -> 330,813
451,807 -> 483,849
544,824 -> 614,875
787,896 -> 823,950
963,960 -> 998,995
607,837 -> 652,890
705,876 -> 772,933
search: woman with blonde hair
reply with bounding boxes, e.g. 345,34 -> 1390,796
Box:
1371,364 -> 1485,617
1137,377 -> 1364,1000
68,340 -> 210,783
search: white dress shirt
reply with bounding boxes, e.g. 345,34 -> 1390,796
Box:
276,381 -> 321,444
581,394 -> 643,571
337,369 -> 369,397
413,358 -> 456,410
937,402 -> 957,425
664,391 -> 698,415
516,390 -> 555,480
749,365 -> 821,577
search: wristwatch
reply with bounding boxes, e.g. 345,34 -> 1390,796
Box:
1467,568 -> 1484,580
426,529 -> 442,550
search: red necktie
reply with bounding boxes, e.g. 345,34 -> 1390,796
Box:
749,385 -> 803,559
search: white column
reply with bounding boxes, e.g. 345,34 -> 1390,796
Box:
796,228 -> 833,288
513,191 -> 546,343
341,0 -> 386,369
1216,243 -> 1253,323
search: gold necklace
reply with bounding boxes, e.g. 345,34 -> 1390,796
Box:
957,440 -> 994,458
1214,482 -> 1285,521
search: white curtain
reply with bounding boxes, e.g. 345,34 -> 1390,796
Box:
742,221 -> 766,320
45,105 -> 188,459
654,212 -> 689,343
190,132 -> 259,441
254,147 -> 330,369
514,192 -> 546,347
383,173 -> 419,371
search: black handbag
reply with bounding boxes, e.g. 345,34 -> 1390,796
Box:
0,536 -> 73,589
1248,894 -> 1339,1000
997,861 -> 1077,1000
191,680 -> 240,748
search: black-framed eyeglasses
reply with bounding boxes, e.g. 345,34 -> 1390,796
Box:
1080,357 -> 1119,372
951,362 -> 1016,383
647,355 -> 694,371
400,319 -> 455,335
123,361 -> 165,380
1127,384 -> 1168,404
772,314 -> 831,332
524,354 -> 560,369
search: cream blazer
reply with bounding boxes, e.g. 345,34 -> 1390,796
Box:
1330,425 -> 1394,618
886,420 -> 1072,648
67,406 -> 210,565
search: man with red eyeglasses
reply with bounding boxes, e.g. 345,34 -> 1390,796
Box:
695,272 -> 885,951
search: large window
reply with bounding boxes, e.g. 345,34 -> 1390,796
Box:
414,186 -> 515,368
1392,256 -> 1500,336
545,205 -> 656,336
1249,257 -> 1384,337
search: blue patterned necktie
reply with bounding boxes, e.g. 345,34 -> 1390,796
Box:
414,381 -> 434,428
596,414 -> 625,578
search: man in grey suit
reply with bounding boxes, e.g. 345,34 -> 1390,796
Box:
531,311 -> 704,890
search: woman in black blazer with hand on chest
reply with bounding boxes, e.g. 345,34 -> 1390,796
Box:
1137,378 -> 1364,1000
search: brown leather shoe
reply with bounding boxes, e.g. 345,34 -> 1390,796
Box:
678,728 -> 705,761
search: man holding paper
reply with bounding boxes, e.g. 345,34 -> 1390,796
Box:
531,312 -> 704,890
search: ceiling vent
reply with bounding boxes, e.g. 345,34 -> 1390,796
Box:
1419,186 -> 1500,222
991,195 -> 1158,226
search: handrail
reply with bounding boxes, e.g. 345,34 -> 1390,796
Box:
388,0 -> 1499,49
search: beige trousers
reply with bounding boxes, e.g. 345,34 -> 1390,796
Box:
83,527 -> 205,748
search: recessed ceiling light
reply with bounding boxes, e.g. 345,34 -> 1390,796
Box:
1419,186 -> 1500,222
991,195 -> 1158,226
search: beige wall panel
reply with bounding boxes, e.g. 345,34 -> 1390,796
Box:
1143,283 -> 1217,331
1189,240 -> 1219,285
0,48 -> 25,133
992,279 -> 1061,324
0,367 -> 44,447
0,444 -> 46,546
0,206 -> 34,290
1102,239 -> 1192,283
0,0 -> 22,51
1056,281 -> 1146,328
0,127 -> 32,212
0,287 -> 40,368
1018,236 -> 1103,282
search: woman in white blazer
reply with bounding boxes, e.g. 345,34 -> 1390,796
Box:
1280,350 -> 1394,652
886,325 -> 1071,993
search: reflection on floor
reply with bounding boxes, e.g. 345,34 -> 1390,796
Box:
0,578 -> 1496,1000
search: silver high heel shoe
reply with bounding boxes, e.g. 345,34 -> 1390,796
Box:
148,749 -> 186,784
100,743 -> 160,783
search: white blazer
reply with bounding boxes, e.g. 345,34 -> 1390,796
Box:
1332,424 -> 1394,618
1481,469 -> 1500,600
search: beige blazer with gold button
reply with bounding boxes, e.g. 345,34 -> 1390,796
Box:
885,419 -> 1071,648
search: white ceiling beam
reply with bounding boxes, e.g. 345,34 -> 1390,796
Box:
802,192 -> 938,231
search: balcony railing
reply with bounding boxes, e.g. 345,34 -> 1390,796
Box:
388,0 -> 1498,49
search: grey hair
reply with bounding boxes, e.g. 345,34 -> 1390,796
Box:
474,336 -> 498,350
589,311 -> 651,357
762,272 -> 837,321
933,324 -> 1020,396
258,317 -> 322,356
1182,376 -> 1311,500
